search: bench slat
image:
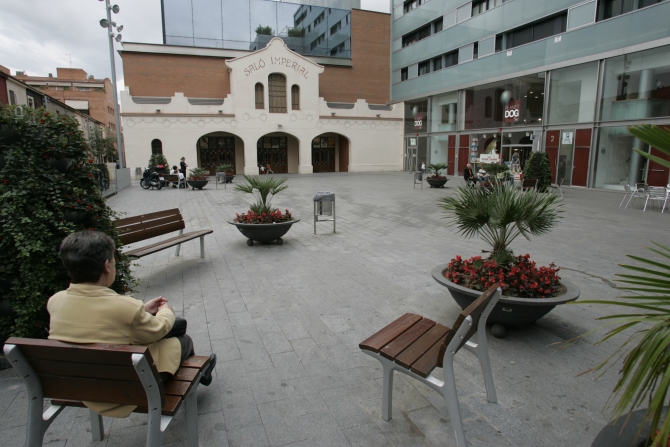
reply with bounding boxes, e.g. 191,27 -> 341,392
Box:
394,323 -> 449,369
115,209 -> 181,228
124,230 -> 213,258
117,215 -> 184,238
164,380 -> 192,397
51,395 -> 183,417
6,338 -> 150,366
30,359 -> 139,382
41,375 -> 154,406
181,355 -> 212,370
410,337 -> 445,378
119,220 -> 186,246
359,314 -> 422,353
174,366 -> 199,382
380,317 -> 435,361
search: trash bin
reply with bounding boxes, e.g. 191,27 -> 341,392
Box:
413,171 -> 423,189
313,191 -> 335,234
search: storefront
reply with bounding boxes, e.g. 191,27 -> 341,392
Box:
403,44 -> 670,189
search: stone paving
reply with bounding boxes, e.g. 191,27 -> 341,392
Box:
1,172 -> 668,447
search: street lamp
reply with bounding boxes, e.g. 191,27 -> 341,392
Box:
99,0 -> 125,168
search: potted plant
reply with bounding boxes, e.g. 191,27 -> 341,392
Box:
186,167 -> 210,190
148,154 -> 168,174
481,163 -> 512,185
426,163 -> 449,188
522,152 -> 552,192
217,164 -> 234,183
587,124 -> 670,447
255,25 -> 273,35
228,175 -> 299,246
433,183 -> 579,337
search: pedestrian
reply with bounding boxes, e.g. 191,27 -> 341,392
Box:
259,164 -> 265,175
266,163 -> 274,174
421,162 -> 426,173
464,163 -> 477,186
180,157 -> 187,178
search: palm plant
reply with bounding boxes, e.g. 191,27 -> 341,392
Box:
217,164 -> 234,174
188,167 -> 209,180
628,124 -> 670,169
235,175 -> 288,214
439,184 -> 561,266
579,243 -> 670,447
428,163 -> 448,178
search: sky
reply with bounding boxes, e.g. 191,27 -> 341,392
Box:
0,0 -> 390,96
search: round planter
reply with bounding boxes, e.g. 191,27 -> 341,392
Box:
225,174 -> 235,183
187,179 -> 209,190
426,177 -> 448,188
431,263 -> 580,328
228,219 -> 300,246
591,407 -> 669,447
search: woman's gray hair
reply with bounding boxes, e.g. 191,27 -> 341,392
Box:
59,231 -> 115,283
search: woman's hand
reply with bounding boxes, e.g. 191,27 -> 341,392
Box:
145,296 -> 168,315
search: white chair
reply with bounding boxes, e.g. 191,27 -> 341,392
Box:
625,184 -> 647,208
550,178 -> 564,198
644,186 -> 670,212
620,184 -> 634,207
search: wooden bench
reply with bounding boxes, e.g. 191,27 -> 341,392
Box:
161,174 -> 185,189
3,338 -> 212,447
114,208 -> 212,259
359,285 -> 501,447
522,178 -> 539,191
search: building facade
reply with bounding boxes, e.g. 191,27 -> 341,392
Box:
391,0 -> 670,189
120,7 -> 402,176
15,68 -> 118,134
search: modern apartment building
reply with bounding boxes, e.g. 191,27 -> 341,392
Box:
120,3 -> 401,175
391,0 -> 670,190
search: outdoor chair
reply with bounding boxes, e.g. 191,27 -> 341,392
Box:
359,285 -> 501,447
624,184 -> 647,209
550,178 -> 564,198
644,186 -> 670,212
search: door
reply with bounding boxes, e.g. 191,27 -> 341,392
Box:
545,130 -> 559,183
257,137 -> 288,173
647,148 -> 670,186
572,129 -> 591,187
447,135 -> 456,176
457,135 -> 470,176
312,136 -> 336,173
404,146 -> 417,171
558,130 -> 575,185
338,136 -> 349,172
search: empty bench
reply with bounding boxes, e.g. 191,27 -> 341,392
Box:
114,208 -> 212,259
3,338 -> 212,447
359,285 -> 501,447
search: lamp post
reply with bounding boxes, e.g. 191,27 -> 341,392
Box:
99,0 -> 124,168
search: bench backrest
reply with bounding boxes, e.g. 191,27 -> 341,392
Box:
162,174 -> 179,182
522,179 -> 538,189
4,337 -> 165,407
437,284 -> 499,367
115,208 -> 186,245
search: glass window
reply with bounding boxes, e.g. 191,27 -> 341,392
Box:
457,3 -> 472,23
594,126 -> 649,189
462,73 -> 546,130
433,57 -> 442,71
151,139 -> 163,155
472,0 -> 489,16
478,36 -> 495,57
405,99 -> 428,133
255,83 -> 264,109
401,68 -> 408,81
430,91 -> 458,132
434,18 -> 443,33
567,1 -> 596,30
291,85 -> 300,110
507,13 -> 566,49
418,61 -> 430,76
268,74 -> 286,113
445,51 -> 458,68
548,61 -> 598,124
600,46 -> 670,122
459,44 -> 474,63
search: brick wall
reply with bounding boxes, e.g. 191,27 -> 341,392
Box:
56,68 -> 88,81
319,9 -> 390,104
122,52 -> 231,99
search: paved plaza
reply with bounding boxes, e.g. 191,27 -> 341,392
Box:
1,172 -> 667,447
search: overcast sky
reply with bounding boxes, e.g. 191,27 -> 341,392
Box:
0,0 -> 390,95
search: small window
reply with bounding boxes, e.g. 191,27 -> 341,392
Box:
473,42 -> 479,59
27,97 -> 35,109
418,61 -> 430,76
151,139 -> 163,155
495,34 -> 503,52
77,87 -> 91,91
444,51 -> 458,68
401,68 -> 408,81
8,90 -> 16,105
433,57 -> 442,71
433,18 -> 443,33
255,83 -> 264,109
472,0 -> 490,16
268,74 -> 287,113
291,85 -> 300,110
330,21 -> 341,36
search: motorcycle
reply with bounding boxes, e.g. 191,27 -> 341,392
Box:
140,168 -> 163,190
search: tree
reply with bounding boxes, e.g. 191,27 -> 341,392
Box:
523,152 -> 552,192
88,127 -> 117,162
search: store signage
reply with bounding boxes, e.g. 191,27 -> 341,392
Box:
562,132 -> 573,145
243,56 -> 310,79
480,153 -> 500,164
413,113 -> 424,131
504,100 -> 521,123
408,137 -> 418,148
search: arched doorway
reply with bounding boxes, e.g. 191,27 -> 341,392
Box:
311,133 -> 350,173
196,132 -> 244,175
257,133 -> 299,174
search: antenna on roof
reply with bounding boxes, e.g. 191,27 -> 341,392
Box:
65,53 -> 73,68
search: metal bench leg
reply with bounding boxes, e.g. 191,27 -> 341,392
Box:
133,354 -> 168,447
381,360 -> 395,421
90,409 -> 104,441
466,337 -> 498,403
441,353 -> 467,447
200,236 -> 205,258
185,381 -> 200,447
175,229 -> 183,256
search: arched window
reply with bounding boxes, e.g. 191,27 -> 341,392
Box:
268,74 -> 287,113
291,85 -> 300,110
151,139 -> 162,155
255,83 -> 264,109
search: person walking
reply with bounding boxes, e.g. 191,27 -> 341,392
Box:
421,162 -> 426,173
179,157 -> 188,178
266,163 -> 274,174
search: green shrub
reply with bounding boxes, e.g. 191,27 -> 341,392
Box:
148,153 -> 168,171
287,27 -> 304,37
523,152 -> 552,192
255,25 -> 273,35
188,167 -> 209,180
0,105 -> 135,341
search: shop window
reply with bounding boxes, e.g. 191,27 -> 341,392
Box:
506,13 -> 566,49
600,46 -> 670,122
255,83 -> 264,109
418,61 -> 430,76
548,61 -> 598,124
472,0 -> 490,16
291,85 -> 300,110
431,92 -> 459,132
268,74 -> 287,113
401,68 -> 408,81
151,139 -> 163,155
433,57 -> 442,71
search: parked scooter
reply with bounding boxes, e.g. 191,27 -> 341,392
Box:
140,168 -> 163,190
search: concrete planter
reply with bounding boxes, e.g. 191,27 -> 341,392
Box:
426,177 -> 448,188
187,179 -> 209,190
432,263 -> 580,328
229,219 -> 299,246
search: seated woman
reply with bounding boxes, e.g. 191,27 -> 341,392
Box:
48,231 -> 216,418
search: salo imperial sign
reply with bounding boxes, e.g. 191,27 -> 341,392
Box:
244,57 -> 310,79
